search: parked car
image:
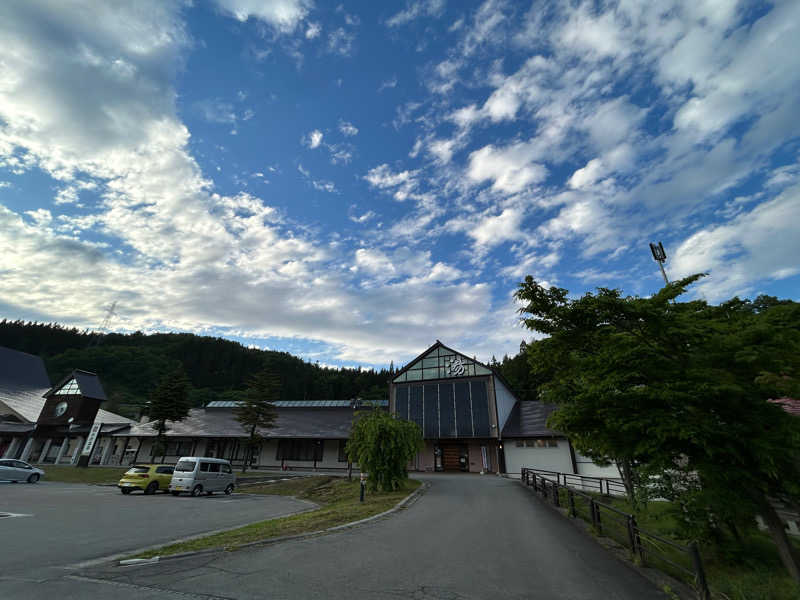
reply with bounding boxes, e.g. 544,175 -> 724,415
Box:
169,457 -> 235,496
118,464 -> 174,495
0,459 -> 44,483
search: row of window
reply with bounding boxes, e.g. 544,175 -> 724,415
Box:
514,439 -> 559,448
146,439 -> 352,463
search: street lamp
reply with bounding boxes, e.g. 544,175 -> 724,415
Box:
649,241 -> 670,287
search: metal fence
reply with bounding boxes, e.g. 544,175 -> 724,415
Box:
521,467 -> 710,600
521,467 -> 628,496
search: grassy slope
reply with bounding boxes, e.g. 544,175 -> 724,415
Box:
134,476 -> 420,558
571,491 -> 800,600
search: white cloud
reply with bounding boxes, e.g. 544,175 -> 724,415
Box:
212,0 -> 312,32
364,164 -> 420,201
338,120 -> 358,136
378,76 -> 398,92
305,22 -> 321,39
327,27 -> 355,56
672,184 -> 800,300
467,142 -> 548,194
303,129 -> 323,149
297,163 -> 337,193
386,0 -> 446,27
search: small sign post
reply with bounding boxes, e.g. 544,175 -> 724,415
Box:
77,422 -> 102,467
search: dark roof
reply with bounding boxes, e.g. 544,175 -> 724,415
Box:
207,399 -> 388,409
0,422 -> 36,434
501,401 -> 563,438
0,346 -> 52,421
117,406 -> 356,439
44,369 -> 107,401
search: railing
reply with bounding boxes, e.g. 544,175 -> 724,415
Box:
521,467 -> 710,600
521,467 -> 628,497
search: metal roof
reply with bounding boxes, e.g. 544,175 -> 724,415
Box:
0,346 -> 53,422
206,399 -> 388,409
0,346 -> 130,426
501,401 -> 563,438
117,405 -> 357,439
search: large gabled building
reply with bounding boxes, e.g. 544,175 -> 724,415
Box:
390,341 -> 618,477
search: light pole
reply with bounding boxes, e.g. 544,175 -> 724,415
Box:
649,241 -> 670,286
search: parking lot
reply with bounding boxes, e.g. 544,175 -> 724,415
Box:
0,480 -> 313,579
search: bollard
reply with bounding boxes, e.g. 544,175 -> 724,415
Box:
360,472 -> 366,502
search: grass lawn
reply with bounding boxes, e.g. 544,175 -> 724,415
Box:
132,476 -> 420,559
41,465 -> 129,484
556,488 -> 800,600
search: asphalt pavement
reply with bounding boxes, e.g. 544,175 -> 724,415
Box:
10,473 -> 671,600
0,480 -> 312,588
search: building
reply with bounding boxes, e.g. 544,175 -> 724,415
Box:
0,346 -> 134,464
390,341 -> 617,477
2,342 -> 615,478
113,400 -> 386,470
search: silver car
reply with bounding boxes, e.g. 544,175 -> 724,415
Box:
0,459 -> 45,483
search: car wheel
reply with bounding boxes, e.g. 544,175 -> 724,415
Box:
171,491 -> 180,496
224,484 -> 234,495
206,491 -> 213,496
191,485 -> 203,497
145,481 -> 158,495
121,488 -> 132,495
27,473 -> 40,483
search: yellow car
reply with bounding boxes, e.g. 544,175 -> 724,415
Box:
118,464 -> 175,495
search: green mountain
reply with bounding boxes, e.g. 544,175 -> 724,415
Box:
0,320 -> 392,418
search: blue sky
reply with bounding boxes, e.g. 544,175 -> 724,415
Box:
1,0 -> 799,368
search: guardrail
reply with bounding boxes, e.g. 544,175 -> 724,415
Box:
521,467 -> 628,496
521,467 -> 710,600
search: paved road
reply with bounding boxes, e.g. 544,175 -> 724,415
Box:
6,474 -> 667,600
0,481 -> 312,578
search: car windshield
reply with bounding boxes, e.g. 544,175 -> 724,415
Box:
126,466 -> 150,474
174,460 -> 196,472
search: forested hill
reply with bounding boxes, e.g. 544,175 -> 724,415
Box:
0,320 -> 392,419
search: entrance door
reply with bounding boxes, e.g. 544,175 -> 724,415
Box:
441,444 -> 467,471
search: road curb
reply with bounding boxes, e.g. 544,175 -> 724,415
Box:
108,479 -> 428,567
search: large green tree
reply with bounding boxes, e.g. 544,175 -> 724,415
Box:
346,408 -> 422,492
515,275 -> 800,582
234,370 -> 279,473
148,366 -> 192,457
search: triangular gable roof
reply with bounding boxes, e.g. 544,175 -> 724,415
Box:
45,369 -> 107,401
0,346 -> 52,422
392,340 -> 494,383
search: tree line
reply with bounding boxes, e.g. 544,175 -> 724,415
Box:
0,321 -> 393,418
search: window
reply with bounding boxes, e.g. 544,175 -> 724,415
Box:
156,466 -> 174,474
54,378 -> 80,395
175,460 -> 196,472
209,462 -> 220,473
338,439 -> 348,462
522,438 -> 558,448
127,466 -> 150,473
221,463 -> 232,474
158,441 -> 193,456
515,440 -> 524,447
276,439 -> 324,461
547,439 -> 558,448
200,462 -> 210,472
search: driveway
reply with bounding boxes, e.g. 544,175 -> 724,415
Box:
10,473 -> 669,600
0,481 -> 312,579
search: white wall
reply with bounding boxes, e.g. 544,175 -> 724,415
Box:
503,439 -> 574,475
575,452 -> 619,478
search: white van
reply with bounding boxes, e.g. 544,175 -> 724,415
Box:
169,457 -> 235,497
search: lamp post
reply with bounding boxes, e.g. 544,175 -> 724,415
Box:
649,241 -> 670,286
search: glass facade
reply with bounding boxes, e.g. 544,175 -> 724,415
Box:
394,379 -> 491,439
393,346 -> 493,383
54,379 -> 80,395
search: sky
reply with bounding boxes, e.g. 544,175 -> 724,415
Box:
1,0 -> 799,369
